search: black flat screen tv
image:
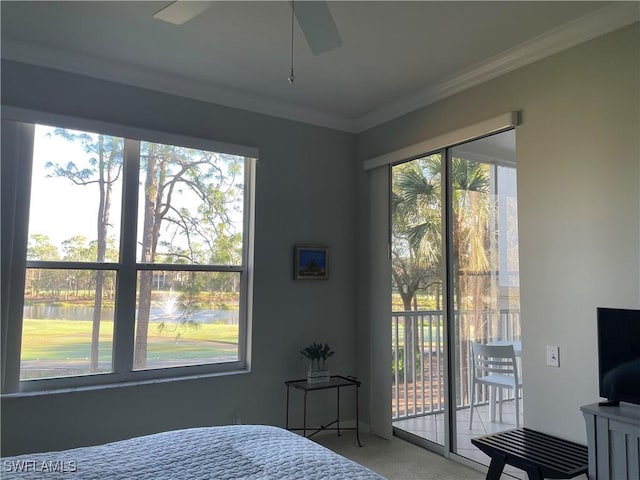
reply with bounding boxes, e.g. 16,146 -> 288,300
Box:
597,307 -> 640,406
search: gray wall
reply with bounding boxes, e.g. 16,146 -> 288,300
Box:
356,23 -> 639,443
1,61 -> 358,455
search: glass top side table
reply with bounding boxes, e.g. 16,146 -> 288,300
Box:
285,375 -> 362,447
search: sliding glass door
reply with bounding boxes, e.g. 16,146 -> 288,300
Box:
391,152 -> 445,447
449,132 -> 522,464
391,130 -> 522,468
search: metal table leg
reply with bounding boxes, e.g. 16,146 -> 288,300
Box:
285,384 -> 290,429
356,383 -> 362,447
337,387 -> 341,436
303,391 -> 307,438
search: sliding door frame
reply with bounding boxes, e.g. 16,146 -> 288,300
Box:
366,113 -> 520,464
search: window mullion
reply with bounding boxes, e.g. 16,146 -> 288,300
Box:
112,139 -> 141,374
25,261 -> 120,270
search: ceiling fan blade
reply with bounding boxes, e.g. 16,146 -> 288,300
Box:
153,1 -> 214,25
293,1 -> 342,56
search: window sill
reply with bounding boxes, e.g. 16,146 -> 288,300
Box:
1,368 -> 251,398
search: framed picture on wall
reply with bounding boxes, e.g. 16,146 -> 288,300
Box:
294,245 -> 329,280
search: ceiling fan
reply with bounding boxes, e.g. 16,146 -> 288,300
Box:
153,1 -> 342,56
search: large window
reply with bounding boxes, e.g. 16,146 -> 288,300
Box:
2,116 -> 255,392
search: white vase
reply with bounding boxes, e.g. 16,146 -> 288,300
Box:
307,366 -> 330,384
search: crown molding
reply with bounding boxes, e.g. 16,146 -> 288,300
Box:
2,3 -> 637,134
0,39 -> 355,132
353,2 -> 640,132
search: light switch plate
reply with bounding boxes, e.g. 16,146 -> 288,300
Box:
546,345 -> 560,367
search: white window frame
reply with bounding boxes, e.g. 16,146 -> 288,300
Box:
1,107 -> 256,393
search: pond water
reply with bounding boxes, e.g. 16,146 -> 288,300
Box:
23,304 -> 239,325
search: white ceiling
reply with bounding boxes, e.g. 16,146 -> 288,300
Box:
1,1 -> 638,132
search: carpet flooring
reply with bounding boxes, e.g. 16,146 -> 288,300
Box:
314,431 -> 489,480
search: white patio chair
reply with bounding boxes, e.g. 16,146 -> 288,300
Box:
469,342 -> 522,429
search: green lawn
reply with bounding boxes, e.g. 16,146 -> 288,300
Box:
20,319 -> 239,363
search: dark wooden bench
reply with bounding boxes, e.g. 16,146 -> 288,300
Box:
471,428 -> 588,480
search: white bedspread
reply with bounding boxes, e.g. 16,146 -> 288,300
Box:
2,425 -> 386,479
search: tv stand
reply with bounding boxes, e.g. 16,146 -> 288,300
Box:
581,402 -> 640,479
597,400 -> 620,407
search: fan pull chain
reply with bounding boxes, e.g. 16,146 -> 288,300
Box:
288,1 -> 295,83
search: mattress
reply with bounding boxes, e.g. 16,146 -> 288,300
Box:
2,424 -> 386,479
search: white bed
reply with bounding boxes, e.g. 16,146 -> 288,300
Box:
1,424 -> 386,479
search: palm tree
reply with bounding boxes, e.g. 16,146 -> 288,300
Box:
392,154 -> 491,311
392,156 -> 442,311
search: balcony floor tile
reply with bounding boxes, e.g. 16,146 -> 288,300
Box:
393,400 -> 526,478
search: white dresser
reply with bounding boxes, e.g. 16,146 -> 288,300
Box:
581,402 -> 640,480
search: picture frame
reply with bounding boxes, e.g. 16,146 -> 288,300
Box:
294,245 -> 329,280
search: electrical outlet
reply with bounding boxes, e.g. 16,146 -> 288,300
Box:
546,345 -> 560,367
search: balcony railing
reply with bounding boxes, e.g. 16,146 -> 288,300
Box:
392,309 -> 520,420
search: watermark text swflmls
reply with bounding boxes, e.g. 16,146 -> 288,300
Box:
4,459 -> 77,473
